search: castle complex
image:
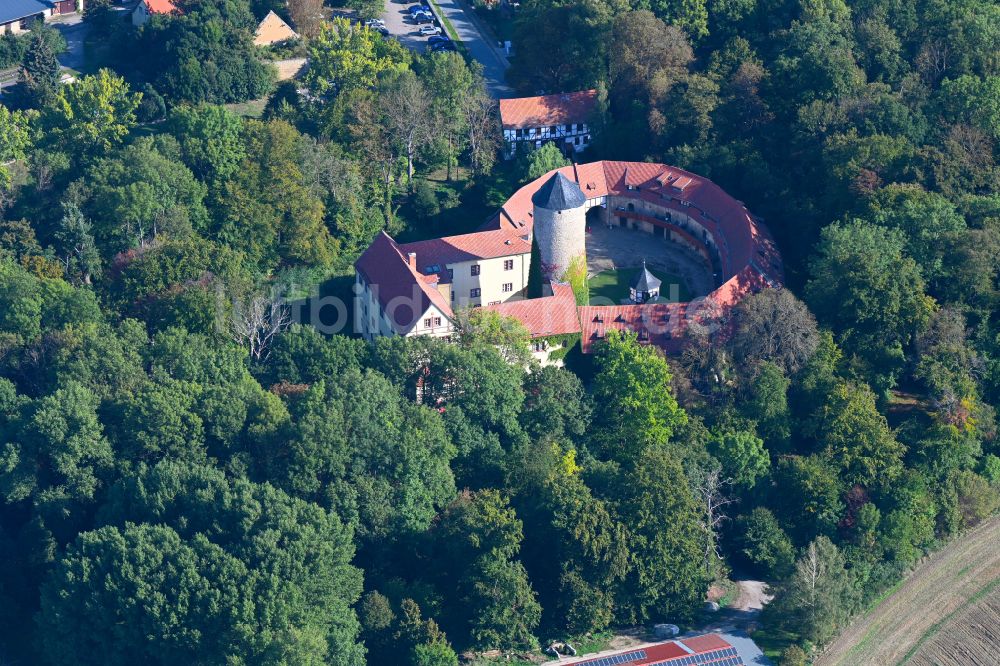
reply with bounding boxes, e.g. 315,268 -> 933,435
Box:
354,161 -> 783,363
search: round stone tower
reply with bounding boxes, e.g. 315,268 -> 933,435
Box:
531,171 -> 588,282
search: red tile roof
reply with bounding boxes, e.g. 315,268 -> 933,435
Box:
578,303 -> 688,354
484,283 -> 580,338
398,229 -> 530,272
144,0 -> 179,14
499,90 -> 598,130
572,635 -> 741,666
487,160 -> 783,321
355,232 -> 453,333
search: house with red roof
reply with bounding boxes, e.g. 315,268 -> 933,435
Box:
354,229 -> 533,342
132,0 -> 178,27
500,90 -> 598,158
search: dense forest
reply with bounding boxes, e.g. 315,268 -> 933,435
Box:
0,0 -> 998,664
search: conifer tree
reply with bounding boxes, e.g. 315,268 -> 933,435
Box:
21,32 -> 60,107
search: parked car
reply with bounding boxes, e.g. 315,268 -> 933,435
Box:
408,5 -> 432,15
413,13 -> 434,23
430,41 -> 456,52
427,35 -> 450,45
364,19 -> 386,28
419,25 -> 443,36
375,26 -> 390,36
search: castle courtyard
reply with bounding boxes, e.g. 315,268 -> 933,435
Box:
584,218 -> 716,301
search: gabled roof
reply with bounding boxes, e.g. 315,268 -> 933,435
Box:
142,0 -> 179,15
398,229 -> 530,271
0,0 -> 49,25
355,232 -> 453,334
531,171 -> 586,210
499,90 -> 598,130
484,283 -> 580,338
255,10 -> 299,46
631,263 -> 662,292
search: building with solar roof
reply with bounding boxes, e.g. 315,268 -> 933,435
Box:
563,634 -> 745,666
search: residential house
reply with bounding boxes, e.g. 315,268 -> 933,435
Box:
499,89 -> 598,159
132,0 -> 177,27
0,0 -> 53,34
254,10 -> 299,46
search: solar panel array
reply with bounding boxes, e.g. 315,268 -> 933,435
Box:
577,650 -> 649,666
650,647 -> 744,666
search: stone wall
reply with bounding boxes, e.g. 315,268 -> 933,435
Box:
533,203 -> 587,281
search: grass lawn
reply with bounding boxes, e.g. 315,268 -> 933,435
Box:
588,268 -> 692,305
224,97 -> 269,118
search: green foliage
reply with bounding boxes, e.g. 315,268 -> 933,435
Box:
21,31 -> 61,107
0,105 -> 34,188
136,0 -> 274,105
305,18 -> 410,97
47,69 -> 141,159
525,142 -> 570,181
615,445 -> 709,624
710,429 -> 770,488
591,331 -> 687,460
1,0 -> 1000,658
807,220 -> 933,392
413,179 -> 441,219
732,508 -> 795,579
40,461 -> 364,664
456,308 -> 533,367
768,536 -> 856,645
433,490 -> 541,650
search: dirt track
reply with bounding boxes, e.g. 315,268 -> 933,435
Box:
815,515 -> 1000,666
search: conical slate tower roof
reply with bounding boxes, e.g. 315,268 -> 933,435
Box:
631,262 -> 662,291
531,171 -> 587,210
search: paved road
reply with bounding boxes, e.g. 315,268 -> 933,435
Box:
432,0 -> 511,97
51,13 -> 88,72
382,0 -> 512,97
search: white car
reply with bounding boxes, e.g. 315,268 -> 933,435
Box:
364,19 -> 386,27
419,25 -> 442,36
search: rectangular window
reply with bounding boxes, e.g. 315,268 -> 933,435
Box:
488,300 -> 500,305
502,283 -> 513,293
470,265 -> 480,276
470,288 -> 481,298
434,317 -> 442,326
423,318 -> 432,328
447,268 -> 454,279
503,259 -> 514,270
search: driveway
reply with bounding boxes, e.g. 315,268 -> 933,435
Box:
49,11 -> 88,72
382,0 -> 512,97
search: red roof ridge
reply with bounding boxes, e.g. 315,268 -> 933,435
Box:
499,90 -> 598,130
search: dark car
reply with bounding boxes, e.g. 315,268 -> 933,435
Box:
430,41 -> 456,52
408,4 -> 432,15
427,35 -> 450,45
413,13 -> 434,23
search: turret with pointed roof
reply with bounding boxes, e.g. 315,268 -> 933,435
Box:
531,171 -> 587,210
630,261 -> 662,303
